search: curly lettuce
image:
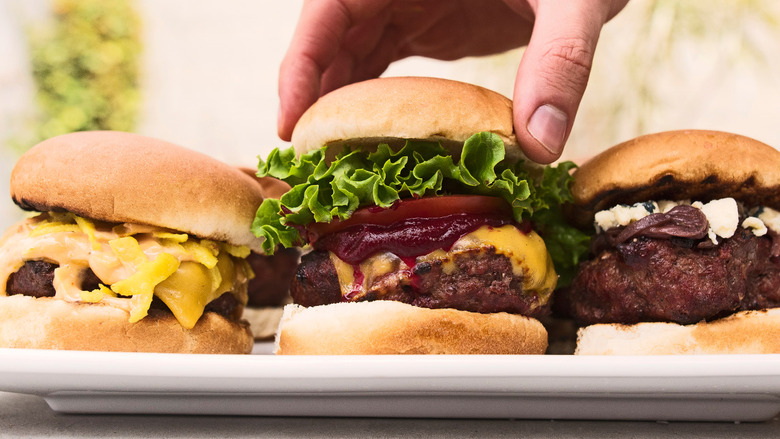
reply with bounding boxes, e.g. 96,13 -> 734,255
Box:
252,132 -> 589,284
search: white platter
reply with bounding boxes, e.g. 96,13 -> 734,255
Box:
0,345 -> 778,421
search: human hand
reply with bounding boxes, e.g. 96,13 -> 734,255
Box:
277,0 -> 628,163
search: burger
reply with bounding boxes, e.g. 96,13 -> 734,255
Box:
238,169 -> 300,340
0,131 -> 263,353
252,76 -> 589,355
564,130 -> 780,355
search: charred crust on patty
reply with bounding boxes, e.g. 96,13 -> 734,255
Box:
292,248 -> 550,317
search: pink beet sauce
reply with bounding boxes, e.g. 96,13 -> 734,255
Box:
313,213 -> 517,265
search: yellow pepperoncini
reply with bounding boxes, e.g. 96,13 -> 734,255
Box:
111,252 -> 180,323
74,216 -> 101,250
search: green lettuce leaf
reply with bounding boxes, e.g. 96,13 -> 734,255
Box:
532,206 -> 591,288
252,132 -> 589,281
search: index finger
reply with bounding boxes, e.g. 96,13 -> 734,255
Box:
278,0 -> 392,141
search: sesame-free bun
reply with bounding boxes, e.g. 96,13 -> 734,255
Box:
575,308 -> 780,355
291,77 -> 526,162
274,301 -> 548,355
11,131 -> 266,252
0,295 -> 253,353
567,130 -> 780,228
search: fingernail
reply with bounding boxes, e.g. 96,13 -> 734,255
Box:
527,104 -> 568,156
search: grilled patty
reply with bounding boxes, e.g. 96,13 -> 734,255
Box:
568,228 -> 780,325
5,260 -> 243,321
245,248 -> 299,307
291,248 -> 550,317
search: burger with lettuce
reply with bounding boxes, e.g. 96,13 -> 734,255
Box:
253,77 -> 588,355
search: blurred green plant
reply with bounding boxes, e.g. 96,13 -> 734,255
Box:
25,0 -> 141,148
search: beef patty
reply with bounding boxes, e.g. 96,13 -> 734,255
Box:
5,260 -> 243,321
291,248 -> 550,317
245,248 -> 299,307
568,228 -> 780,325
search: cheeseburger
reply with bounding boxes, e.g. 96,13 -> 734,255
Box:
565,130 -> 780,355
253,77 -> 588,355
0,131 -> 262,353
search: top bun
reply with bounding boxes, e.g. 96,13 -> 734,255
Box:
291,76 -> 525,162
567,130 -> 780,228
11,131 -> 266,252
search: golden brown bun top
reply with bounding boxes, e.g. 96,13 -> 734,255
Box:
11,131 -> 266,252
568,130 -> 780,228
291,76 -> 526,162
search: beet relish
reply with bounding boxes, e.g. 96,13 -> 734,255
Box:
312,212 -> 526,265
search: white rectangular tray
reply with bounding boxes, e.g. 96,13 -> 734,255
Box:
0,346 -> 778,421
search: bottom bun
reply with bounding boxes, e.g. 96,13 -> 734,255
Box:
0,295 -> 253,354
575,308 -> 780,355
242,306 -> 286,340
275,301 -> 548,355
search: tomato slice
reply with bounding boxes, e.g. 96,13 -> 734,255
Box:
306,195 -> 512,239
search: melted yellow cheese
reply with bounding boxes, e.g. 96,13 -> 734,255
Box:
0,213 -> 251,329
329,224 -> 557,303
330,251 -> 407,300
452,225 -> 557,295
330,252 -> 356,298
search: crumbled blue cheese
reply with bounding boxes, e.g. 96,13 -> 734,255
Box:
757,207 -> 780,234
594,197 -> 775,245
594,201 -> 658,233
692,198 -> 739,245
742,217 -> 767,236
657,200 -> 684,214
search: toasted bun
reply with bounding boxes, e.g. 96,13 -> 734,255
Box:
0,295 -> 253,353
274,301 -> 547,355
291,77 -> 526,162
568,130 -> 780,228
574,308 -> 780,355
11,131 -> 266,252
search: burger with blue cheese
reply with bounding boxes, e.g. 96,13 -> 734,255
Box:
565,130 -> 780,354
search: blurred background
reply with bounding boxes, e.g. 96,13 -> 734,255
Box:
1,0 -> 779,230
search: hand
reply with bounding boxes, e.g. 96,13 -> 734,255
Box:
277,0 -> 628,163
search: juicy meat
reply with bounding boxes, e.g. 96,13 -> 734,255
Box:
568,228 -> 780,325
204,292 -> 241,320
81,268 -> 102,291
290,251 -> 342,307
7,261 -> 103,297
6,260 -> 57,297
6,260 -> 243,321
291,248 -> 550,317
246,248 -> 299,307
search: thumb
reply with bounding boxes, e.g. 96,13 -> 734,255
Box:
512,1 -> 611,163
